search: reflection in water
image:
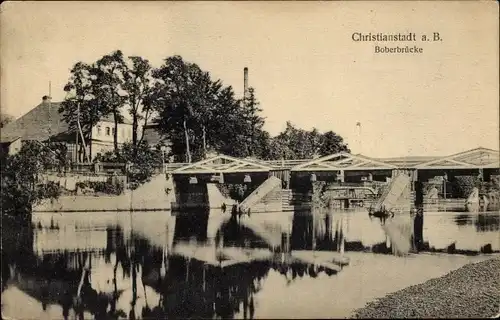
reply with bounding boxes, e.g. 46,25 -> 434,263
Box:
3,212 -> 341,319
220,218 -> 270,249
291,211 -> 345,252
475,214 -> 500,232
454,214 -> 472,226
159,257 -> 265,319
453,213 -> 500,232
2,209 -> 499,319
174,211 -> 210,243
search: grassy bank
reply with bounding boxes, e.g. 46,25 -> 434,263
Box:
351,257 -> 500,319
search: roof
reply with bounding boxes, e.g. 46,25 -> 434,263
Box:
375,148 -> 499,168
100,113 -> 132,125
292,152 -> 398,171
173,154 -> 274,174
1,100 -> 131,143
1,101 -> 68,143
0,136 -> 21,144
292,147 -> 499,171
375,156 -> 439,167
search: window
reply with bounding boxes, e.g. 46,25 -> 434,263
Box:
105,127 -> 110,136
97,125 -> 102,136
121,128 -> 125,138
111,128 -> 115,136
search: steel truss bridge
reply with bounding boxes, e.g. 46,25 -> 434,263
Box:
166,147 -> 499,176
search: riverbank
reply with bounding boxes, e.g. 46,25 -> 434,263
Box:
351,257 -> 500,318
33,176 -> 240,212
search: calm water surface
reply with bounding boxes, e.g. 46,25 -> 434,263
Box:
2,209 -> 499,319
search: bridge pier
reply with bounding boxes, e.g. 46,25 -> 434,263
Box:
172,177 -> 210,211
413,180 -> 424,251
172,172 -> 274,211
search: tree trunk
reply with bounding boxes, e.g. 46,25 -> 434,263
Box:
202,125 -> 207,157
78,143 -> 83,163
132,114 -> 138,148
75,131 -> 79,163
183,119 -> 191,163
89,112 -> 94,161
113,110 -> 119,153
89,130 -> 93,161
137,109 -> 150,146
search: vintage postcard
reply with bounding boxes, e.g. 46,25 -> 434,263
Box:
1,1 -> 499,319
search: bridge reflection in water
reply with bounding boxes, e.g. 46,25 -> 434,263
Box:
2,208 -> 499,319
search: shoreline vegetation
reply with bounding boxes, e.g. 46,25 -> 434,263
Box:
351,257 -> 500,319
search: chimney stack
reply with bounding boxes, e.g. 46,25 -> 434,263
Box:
243,67 -> 249,101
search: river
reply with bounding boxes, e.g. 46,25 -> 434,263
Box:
1,208 -> 499,319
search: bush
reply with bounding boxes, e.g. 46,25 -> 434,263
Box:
94,141 -> 163,189
76,178 -> 124,196
448,175 -> 500,199
36,181 -> 62,200
1,141 -> 65,221
450,176 -> 479,198
481,176 -> 500,194
215,184 -> 257,202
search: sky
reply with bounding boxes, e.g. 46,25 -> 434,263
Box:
1,1 -> 498,158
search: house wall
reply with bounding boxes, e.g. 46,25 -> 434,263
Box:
91,141 -> 115,158
88,120 -> 133,159
91,120 -> 133,144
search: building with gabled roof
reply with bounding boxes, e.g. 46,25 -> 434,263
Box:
0,96 -> 133,161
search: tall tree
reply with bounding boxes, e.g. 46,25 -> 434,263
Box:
122,56 -> 154,149
265,122 -> 350,160
95,50 -> 127,152
206,85 -> 247,157
241,87 -> 266,158
318,131 -> 350,156
187,69 -> 217,157
60,62 -> 110,162
202,79 -> 225,155
150,56 -> 216,163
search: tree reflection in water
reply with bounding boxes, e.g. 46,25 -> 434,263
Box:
452,213 -> 500,232
475,213 -> 500,232
291,211 -> 346,252
454,213 -> 472,226
4,207 -> 499,319
3,219 -> 343,320
152,257 -> 266,319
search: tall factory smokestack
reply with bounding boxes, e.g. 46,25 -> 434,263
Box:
243,67 -> 249,101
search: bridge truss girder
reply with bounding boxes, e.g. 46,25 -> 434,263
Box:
169,148 -> 499,175
172,154 -> 273,175
414,147 -> 499,170
291,152 -> 397,172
